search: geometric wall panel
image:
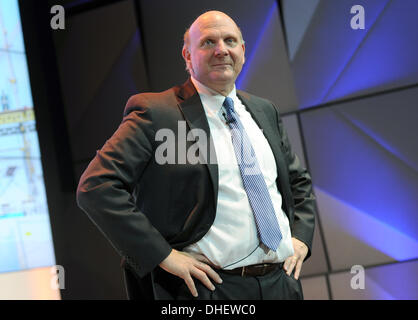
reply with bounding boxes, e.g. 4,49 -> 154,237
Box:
325,0 -> 418,103
330,260 -> 418,299
54,0 -> 149,162
300,275 -> 329,300
281,0 -> 320,61
301,86 -> 418,270
282,114 -> 328,277
236,1 -> 299,113
284,0 -> 418,108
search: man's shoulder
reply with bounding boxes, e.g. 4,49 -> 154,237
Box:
125,87 -> 178,108
237,89 -> 277,112
123,85 -> 183,116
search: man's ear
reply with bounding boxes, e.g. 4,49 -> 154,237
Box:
182,46 -> 193,73
182,46 -> 190,62
242,42 -> 246,64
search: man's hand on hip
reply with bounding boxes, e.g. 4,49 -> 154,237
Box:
283,237 -> 308,280
159,249 -> 223,297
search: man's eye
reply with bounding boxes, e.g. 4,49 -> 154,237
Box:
203,39 -> 214,46
225,38 -> 237,45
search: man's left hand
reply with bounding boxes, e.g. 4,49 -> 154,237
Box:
283,238 -> 308,280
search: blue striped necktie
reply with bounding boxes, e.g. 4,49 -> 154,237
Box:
223,96 -> 282,251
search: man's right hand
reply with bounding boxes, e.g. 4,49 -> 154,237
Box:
159,249 -> 223,297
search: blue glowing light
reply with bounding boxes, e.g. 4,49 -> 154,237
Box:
236,2 -> 277,90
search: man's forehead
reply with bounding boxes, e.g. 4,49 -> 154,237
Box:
196,25 -> 239,39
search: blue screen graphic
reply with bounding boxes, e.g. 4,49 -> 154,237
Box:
0,0 -> 56,273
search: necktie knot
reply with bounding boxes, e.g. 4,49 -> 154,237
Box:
223,97 -> 236,124
223,97 -> 235,113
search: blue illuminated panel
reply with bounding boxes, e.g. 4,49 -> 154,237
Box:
284,0 -> 418,109
301,87 -> 418,270
330,260 -> 418,299
235,0 -> 299,113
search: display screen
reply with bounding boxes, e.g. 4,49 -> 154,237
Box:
0,0 -> 56,273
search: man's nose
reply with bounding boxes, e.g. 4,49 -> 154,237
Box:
214,41 -> 228,56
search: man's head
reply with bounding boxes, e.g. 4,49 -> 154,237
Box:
182,11 -> 246,96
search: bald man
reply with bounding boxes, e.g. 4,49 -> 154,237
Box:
77,11 -> 316,300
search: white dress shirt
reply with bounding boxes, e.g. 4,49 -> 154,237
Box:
183,77 -> 294,269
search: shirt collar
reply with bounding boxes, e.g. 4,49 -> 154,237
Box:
191,76 -> 238,115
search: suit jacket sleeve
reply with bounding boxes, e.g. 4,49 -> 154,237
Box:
76,94 -> 172,278
273,104 -> 316,261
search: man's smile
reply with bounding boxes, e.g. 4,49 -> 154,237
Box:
211,63 -> 232,67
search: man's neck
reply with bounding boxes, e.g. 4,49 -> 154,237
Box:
191,76 -> 235,97
213,84 -> 234,96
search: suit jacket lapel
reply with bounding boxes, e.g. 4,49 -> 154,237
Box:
176,79 -> 219,210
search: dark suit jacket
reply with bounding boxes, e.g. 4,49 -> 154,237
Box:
76,78 -> 316,300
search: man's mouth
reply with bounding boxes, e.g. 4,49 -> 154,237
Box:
212,63 -> 231,67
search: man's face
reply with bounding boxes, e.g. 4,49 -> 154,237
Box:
183,13 -> 245,93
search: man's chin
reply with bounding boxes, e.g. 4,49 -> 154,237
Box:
209,72 -> 235,83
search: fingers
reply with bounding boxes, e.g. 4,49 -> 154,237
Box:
284,254 -> 305,279
172,252 -> 223,297
294,259 -> 303,280
190,261 -> 224,294
184,265 -> 221,298
195,261 -> 223,284
284,238 -> 308,279
284,255 -> 298,276
184,274 -> 198,298
190,267 -> 216,293
183,263 -> 221,297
